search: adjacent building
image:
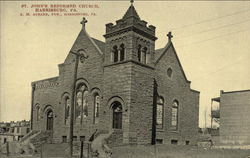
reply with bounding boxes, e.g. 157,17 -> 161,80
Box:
0,120 -> 30,144
211,90 -> 250,147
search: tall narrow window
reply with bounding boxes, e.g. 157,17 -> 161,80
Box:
137,45 -> 141,62
82,91 -> 89,118
93,94 -> 100,124
65,97 -> 70,120
171,100 -> 179,130
46,110 -> 53,131
75,84 -> 88,119
36,106 -> 40,121
76,91 -> 83,119
112,101 -> 122,129
120,44 -> 125,61
143,47 -> 147,64
113,45 -> 118,62
156,97 -> 164,129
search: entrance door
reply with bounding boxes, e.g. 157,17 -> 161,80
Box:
46,110 -> 53,130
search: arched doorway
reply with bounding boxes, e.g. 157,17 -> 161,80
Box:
46,110 -> 53,130
112,101 -> 122,129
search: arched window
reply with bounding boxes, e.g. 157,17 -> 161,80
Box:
156,97 -> 164,129
65,97 -> 70,120
112,101 -> 122,129
137,45 -> 141,62
46,110 -> 53,130
143,47 -> 147,64
167,68 -> 172,78
75,84 -> 88,119
82,91 -> 89,118
113,45 -> 119,63
171,100 -> 179,130
93,94 -> 100,124
120,44 -> 125,61
36,106 -> 40,121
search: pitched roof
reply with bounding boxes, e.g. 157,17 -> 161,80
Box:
155,48 -> 165,61
122,4 -> 140,20
155,41 -> 191,83
91,37 -> 105,53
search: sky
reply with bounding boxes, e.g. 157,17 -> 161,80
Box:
0,1 -> 250,128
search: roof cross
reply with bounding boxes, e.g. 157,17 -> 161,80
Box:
80,17 -> 88,29
167,31 -> 173,41
130,0 -> 134,5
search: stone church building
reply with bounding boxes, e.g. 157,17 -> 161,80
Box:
31,3 -> 200,146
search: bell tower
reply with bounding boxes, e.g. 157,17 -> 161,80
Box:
103,1 -> 157,66
102,1 -> 157,145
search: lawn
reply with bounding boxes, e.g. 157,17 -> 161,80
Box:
112,145 -> 250,158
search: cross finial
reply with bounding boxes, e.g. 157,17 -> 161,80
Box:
80,17 -> 88,29
167,31 -> 173,41
130,0 -> 134,5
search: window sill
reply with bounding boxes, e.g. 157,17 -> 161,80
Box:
104,59 -> 154,70
156,129 -> 164,132
170,129 -> 179,134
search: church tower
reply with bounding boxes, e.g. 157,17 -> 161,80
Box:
103,1 -> 157,66
102,1 -> 157,145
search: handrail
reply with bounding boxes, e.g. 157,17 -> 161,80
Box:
19,130 -> 38,142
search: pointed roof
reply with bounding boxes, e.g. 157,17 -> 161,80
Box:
155,41 -> 191,84
122,4 -> 140,20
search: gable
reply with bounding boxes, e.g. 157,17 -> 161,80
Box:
155,42 -> 190,84
63,29 -> 104,65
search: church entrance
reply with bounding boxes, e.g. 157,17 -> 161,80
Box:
46,110 -> 53,130
112,101 -> 122,129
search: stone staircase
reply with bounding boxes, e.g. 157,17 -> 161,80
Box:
106,130 -> 123,147
18,130 -> 52,154
19,130 -> 39,143
29,130 -> 52,153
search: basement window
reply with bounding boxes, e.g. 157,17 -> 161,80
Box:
73,136 -> 77,141
62,136 -> 67,143
80,136 -> 85,142
156,139 -> 163,144
171,139 -> 178,145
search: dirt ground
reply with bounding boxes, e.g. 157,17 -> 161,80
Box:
112,145 -> 250,158
1,145 -> 250,158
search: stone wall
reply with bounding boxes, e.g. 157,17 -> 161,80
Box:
155,44 -> 199,145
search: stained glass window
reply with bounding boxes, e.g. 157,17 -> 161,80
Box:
65,98 -> 70,120
94,94 -> 100,124
82,91 -> 89,118
156,97 -> 164,129
76,91 -> 82,118
171,100 -> 179,130
75,84 -> 88,119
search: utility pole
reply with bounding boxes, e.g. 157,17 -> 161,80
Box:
204,109 -> 207,135
69,51 -> 88,157
69,17 -> 88,158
